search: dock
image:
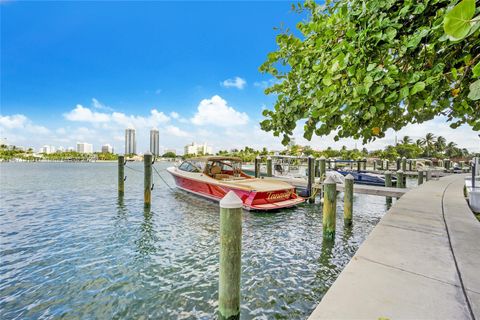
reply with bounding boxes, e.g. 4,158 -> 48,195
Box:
271,176 -> 409,197
308,174 -> 480,319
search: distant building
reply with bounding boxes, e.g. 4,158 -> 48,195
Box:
0,137 -> 7,146
57,146 -> 65,152
77,142 -> 93,154
67,147 -> 75,152
39,145 -> 55,154
184,142 -> 212,155
125,128 -> 136,155
150,129 -> 160,156
101,144 -> 113,153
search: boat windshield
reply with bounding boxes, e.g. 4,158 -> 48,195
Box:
178,161 -> 202,173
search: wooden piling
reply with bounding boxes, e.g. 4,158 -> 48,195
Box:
401,157 -> 407,172
396,157 -> 401,171
356,159 -> 361,172
373,160 -> 377,171
379,159 -> 384,170
384,171 -> 392,187
144,152 -> 152,208
307,155 -> 315,203
426,170 -> 432,181
417,169 -> 424,185
118,155 -> 125,195
385,160 -> 389,170
323,176 -> 337,240
344,174 -> 353,226
218,191 -> 242,320
362,158 -> 367,170
319,156 -> 326,181
315,158 -> 320,177
396,170 -> 404,188
266,156 -> 272,177
408,159 -> 412,172
254,156 -> 260,178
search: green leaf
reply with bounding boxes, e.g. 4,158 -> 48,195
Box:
322,75 -> 332,86
444,0 -> 476,40
367,63 -> 376,71
451,68 -> 458,80
472,62 -> 480,78
467,79 -> 480,100
411,81 -> 426,95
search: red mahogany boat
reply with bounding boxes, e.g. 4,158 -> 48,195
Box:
167,156 -> 304,211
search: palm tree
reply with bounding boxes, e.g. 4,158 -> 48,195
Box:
445,141 -> 458,158
421,133 -> 436,157
401,136 -> 412,145
435,136 -> 447,153
415,139 -> 424,148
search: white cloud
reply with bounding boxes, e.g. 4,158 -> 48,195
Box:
166,125 -> 190,137
191,95 -> 249,127
0,114 -> 28,129
221,76 -> 246,89
92,98 -> 114,111
170,111 -> 179,119
254,78 -> 280,89
64,104 -> 110,123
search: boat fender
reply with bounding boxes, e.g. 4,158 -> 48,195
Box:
151,183 -> 154,190
124,176 -> 127,181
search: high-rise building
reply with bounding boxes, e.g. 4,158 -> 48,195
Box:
125,128 -> 136,155
150,129 -> 159,156
77,142 -> 93,154
184,142 -> 212,155
101,144 -> 113,153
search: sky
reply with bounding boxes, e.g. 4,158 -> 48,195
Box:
1,1 -> 479,154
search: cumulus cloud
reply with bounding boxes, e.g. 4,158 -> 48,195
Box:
170,111 -> 179,119
191,95 -> 249,127
221,77 -> 246,89
0,114 -> 49,135
0,114 -> 28,129
254,78 -> 280,89
64,104 -> 170,129
166,125 -> 190,137
64,105 -> 110,123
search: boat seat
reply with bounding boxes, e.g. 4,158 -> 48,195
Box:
210,165 -> 232,180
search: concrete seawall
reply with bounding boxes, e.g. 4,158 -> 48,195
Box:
309,174 -> 480,319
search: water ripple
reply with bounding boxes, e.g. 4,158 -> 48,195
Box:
0,162 -> 395,319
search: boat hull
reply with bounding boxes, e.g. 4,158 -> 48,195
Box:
168,168 -> 304,211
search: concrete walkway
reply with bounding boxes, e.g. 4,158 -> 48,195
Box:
309,174 -> 480,320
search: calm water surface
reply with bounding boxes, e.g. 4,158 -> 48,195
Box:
0,162 -> 395,319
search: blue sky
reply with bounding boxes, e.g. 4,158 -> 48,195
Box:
1,1 -> 479,153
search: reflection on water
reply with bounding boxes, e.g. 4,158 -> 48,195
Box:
0,162 -> 391,319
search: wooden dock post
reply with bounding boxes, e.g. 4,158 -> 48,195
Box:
401,157 -> 407,172
144,152 -> 152,208
362,158 -> 367,170
218,191 -> 242,320
356,159 -> 361,172
315,158 -> 320,177
254,156 -> 260,178
445,158 -> 450,170
266,156 -> 272,177
118,155 -> 125,195
408,159 -> 412,172
379,159 -> 384,170
323,176 -> 337,240
373,160 -> 377,171
396,157 -> 401,171
396,170 -> 404,188
385,160 -> 390,170
344,174 -> 353,226
384,171 -> 392,187
426,170 -> 432,181
418,169 -> 424,185
307,155 -> 315,203
319,156 -> 326,181
327,158 -> 331,169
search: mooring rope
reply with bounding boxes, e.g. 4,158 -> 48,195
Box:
152,165 -> 175,190
124,165 -> 143,173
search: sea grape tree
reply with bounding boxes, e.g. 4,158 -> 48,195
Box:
260,0 -> 480,145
